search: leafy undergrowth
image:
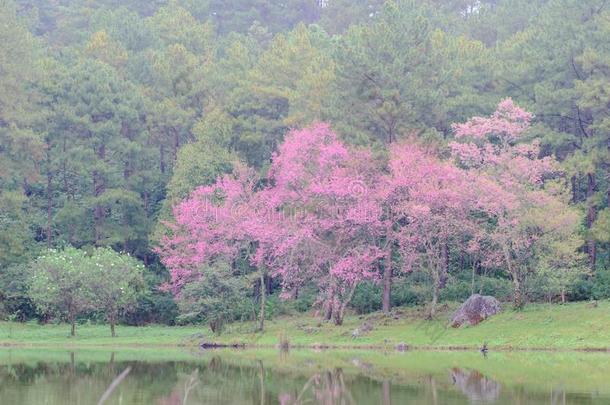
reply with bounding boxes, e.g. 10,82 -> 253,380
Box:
1,300 -> 609,350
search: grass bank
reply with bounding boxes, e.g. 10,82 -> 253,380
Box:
1,301 -> 609,350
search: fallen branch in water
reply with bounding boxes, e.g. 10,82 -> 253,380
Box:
98,366 -> 132,405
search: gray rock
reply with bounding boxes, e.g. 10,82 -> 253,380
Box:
395,342 -> 409,351
450,294 -> 501,328
351,321 -> 374,339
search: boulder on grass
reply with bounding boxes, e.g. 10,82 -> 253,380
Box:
351,321 -> 374,339
450,294 -> 501,328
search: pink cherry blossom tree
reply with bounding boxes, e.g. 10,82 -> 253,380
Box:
157,164 -> 273,330
159,123 -> 385,327
450,99 -> 584,308
261,123 -> 384,325
381,142 -> 481,317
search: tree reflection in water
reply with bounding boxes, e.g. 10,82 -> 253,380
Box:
450,368 -> 502,402
1,351 -> 608,404
279,368 -> 355,405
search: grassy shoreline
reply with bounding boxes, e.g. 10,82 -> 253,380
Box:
2,300 -> 610,351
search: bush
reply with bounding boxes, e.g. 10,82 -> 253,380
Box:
265,285 -> 318,317
123,292 -> 179,326
570,276 -> 594,301
476,276 -> 513,300
122,270 -> 179,325
265,294 -> 292,318
351,275 -> 433,315
0,263 -> 38,321
440,279 -> 473,302
176,263 -> 253,334
293,285 -> 317,313
351,282 -> 382,314
392,281 -> 431,307
592,269 -> 610,300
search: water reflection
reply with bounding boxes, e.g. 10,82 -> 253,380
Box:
0,350 -> 609,405
279,369 -> 356,405
450,368 -> 501,402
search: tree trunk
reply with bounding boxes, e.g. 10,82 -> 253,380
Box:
586,173 -> 597,271
159,144 -> 166,174
571,175 -> 578,203
258,269 -> 266,332
71,320 -> 76,337
607,137 -> 610,208
172,127 -> 180,163
512,276 -> 523,309
429,263 -> 440,319
110,319 -> 116,338
333,303 -> 344,326
46,167 -> 53,248
430,282 -> 439,319
324,302 -> 333,321
440,242 -> 449,289
334,286 -> 357,326
502,245 -> 523,309
93,143 -> 106,246
382,245 -> 392,314
561,289 -> 566,304
471,261 -> 476,296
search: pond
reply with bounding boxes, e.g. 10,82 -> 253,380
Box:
1,348 -> 609,404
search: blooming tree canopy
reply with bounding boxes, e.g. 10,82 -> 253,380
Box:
263,123 -> 384,324
383,142 -> 481,316
450,99 -> 584,308
159,123 -> 385,325
159,105 -> 585,326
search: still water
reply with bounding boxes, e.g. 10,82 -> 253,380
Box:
1,348 -> 609,404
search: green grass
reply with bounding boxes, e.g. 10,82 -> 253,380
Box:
0,321 -> 205,347
215,300 -> 610,350
2,300 -> 610,350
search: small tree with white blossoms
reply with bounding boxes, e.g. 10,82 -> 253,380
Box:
29,247 -> 145,337
89,247 -> 145,337
29,247 -> 94,336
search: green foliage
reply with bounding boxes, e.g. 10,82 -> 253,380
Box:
123,269 -> 179,325
592,269 -> 610,300
176,263 -> 252,334
0,191 -> 38,267
332,0 -> 494,145
0,263 -> 37,321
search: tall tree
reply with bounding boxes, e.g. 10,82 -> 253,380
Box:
333,0 -> 494,146
451,99 -> 584,308
496,0 -> 609,271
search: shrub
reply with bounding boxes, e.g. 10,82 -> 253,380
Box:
351,282 -> 382,314
176,263 -> 252,334
592,269 -> 610,300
